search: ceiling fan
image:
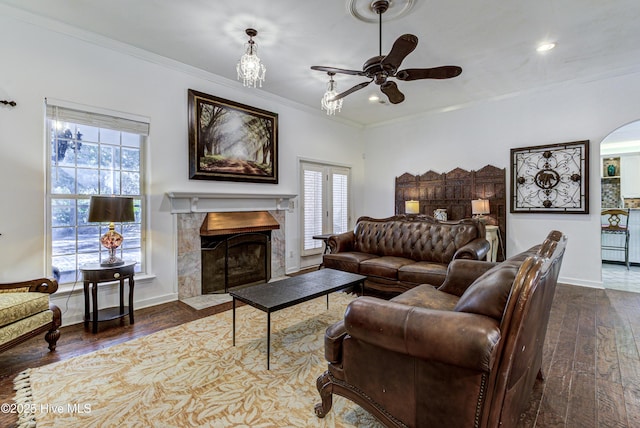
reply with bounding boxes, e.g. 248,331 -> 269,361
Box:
310,0 -> 462,104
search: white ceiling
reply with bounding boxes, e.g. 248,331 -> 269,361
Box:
3,0 -> 640,126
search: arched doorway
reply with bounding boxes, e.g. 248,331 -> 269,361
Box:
600,120 -> 640,292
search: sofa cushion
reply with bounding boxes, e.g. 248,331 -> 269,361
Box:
453,260 -> 522,320
0,309 -> 53,346
0,293 -> 50,328
392,284 -> 459,311
398,261 -> 448,287
360,256 -> 415,280
323,252 -> 378,274
0,287 -> 31,293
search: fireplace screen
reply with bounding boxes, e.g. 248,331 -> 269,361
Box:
200,212 -> 279,294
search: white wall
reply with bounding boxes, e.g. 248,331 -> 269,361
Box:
0,11 -> 364,325
362,71 -> 640,287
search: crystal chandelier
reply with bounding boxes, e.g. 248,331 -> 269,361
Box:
321,72 -> 343,115
236,28 -> 266,88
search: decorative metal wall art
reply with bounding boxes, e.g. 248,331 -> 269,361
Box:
510,140 -> 589,214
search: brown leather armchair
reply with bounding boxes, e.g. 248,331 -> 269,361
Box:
315,230 -> 566,428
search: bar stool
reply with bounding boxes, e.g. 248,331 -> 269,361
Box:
601,208 -> 630,269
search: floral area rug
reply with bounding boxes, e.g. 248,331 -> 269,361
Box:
180,293 -> 233,310
13,292 -> 382,427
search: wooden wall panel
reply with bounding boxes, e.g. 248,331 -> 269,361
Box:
395,165 -> 507,261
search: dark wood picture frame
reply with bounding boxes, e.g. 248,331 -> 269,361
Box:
510,140 -> 589,214
188,89 -> 278,183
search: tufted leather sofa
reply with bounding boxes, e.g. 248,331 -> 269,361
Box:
315,230 -> 567,428
323,215 -> 490,296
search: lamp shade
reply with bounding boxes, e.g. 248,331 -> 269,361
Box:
88,196 -> 134,223
471,199 -> 490,215
405,200 -> 420,214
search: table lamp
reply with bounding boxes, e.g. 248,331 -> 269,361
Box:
471,199 -> 490,222
88,195 -> 135,267
405,200 -> 420,214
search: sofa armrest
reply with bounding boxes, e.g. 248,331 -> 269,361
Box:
437,259 -> 498,297
0,278 -> 58,294
344,297 -> 500,372
454,237 -> 491,261
324,320 -> 348,364
328,231 -> 355,253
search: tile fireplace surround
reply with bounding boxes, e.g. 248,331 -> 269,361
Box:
167,192 -> 295,299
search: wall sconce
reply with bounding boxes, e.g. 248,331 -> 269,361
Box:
471,199 -> 490,221
89,195 -> 135,267
405,200 -> 419,214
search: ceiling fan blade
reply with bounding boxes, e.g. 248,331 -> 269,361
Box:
381,34 -> 418,71
330,80 -> 373,101
380,81 -> 405,104
311,65 -> 365,76
396,66 -> 463,81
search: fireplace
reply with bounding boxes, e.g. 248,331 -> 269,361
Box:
170,191 -> 294,300
199,211 -> 280,294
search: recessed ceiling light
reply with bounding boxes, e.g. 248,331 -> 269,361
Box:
368,95 -> 380,102
536,42 -> 556,53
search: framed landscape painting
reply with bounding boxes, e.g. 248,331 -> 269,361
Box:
510,140 -> 589,214
188,89 -> 278,183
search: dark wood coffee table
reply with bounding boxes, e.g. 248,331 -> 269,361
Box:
230,268 -> 365,369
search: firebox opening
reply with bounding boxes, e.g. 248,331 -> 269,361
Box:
200,212 -> 279,294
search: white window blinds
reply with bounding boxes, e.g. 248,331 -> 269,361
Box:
303,166 -> 324,252
46,104 -> 150,136
332,172 -> 349,234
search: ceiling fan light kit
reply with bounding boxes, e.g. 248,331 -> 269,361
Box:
311,0 -> 462,108
321,72 -> 343,115
237,28 -> 266,88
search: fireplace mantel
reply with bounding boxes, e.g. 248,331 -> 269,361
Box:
166,192 -> 297,213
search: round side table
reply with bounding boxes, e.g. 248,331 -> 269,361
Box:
80,261 -> 136,333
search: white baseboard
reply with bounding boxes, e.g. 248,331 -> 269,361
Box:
558,276 -> 604,289
52,292 -> 178,327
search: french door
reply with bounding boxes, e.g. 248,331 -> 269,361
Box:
301,161 -> 351,256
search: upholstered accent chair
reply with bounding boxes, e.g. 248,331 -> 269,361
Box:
0,278 -> 61,353
316,230 -> 566,428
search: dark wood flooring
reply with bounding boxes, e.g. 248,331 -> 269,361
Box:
1,283 -> 640,427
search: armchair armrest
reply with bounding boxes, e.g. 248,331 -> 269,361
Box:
454,237 -> 490,261
344,297 -> 500,372
324,320 -> 347,364
328,231 -> 355,253
0,278 -> 58,294
437,259 -> 498,297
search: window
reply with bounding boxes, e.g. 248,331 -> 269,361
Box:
46,102 -> 148,285
300,161 -> 351,256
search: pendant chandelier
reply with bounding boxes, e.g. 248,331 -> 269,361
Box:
236,28 -> 266,88
321,72 -> 343,115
